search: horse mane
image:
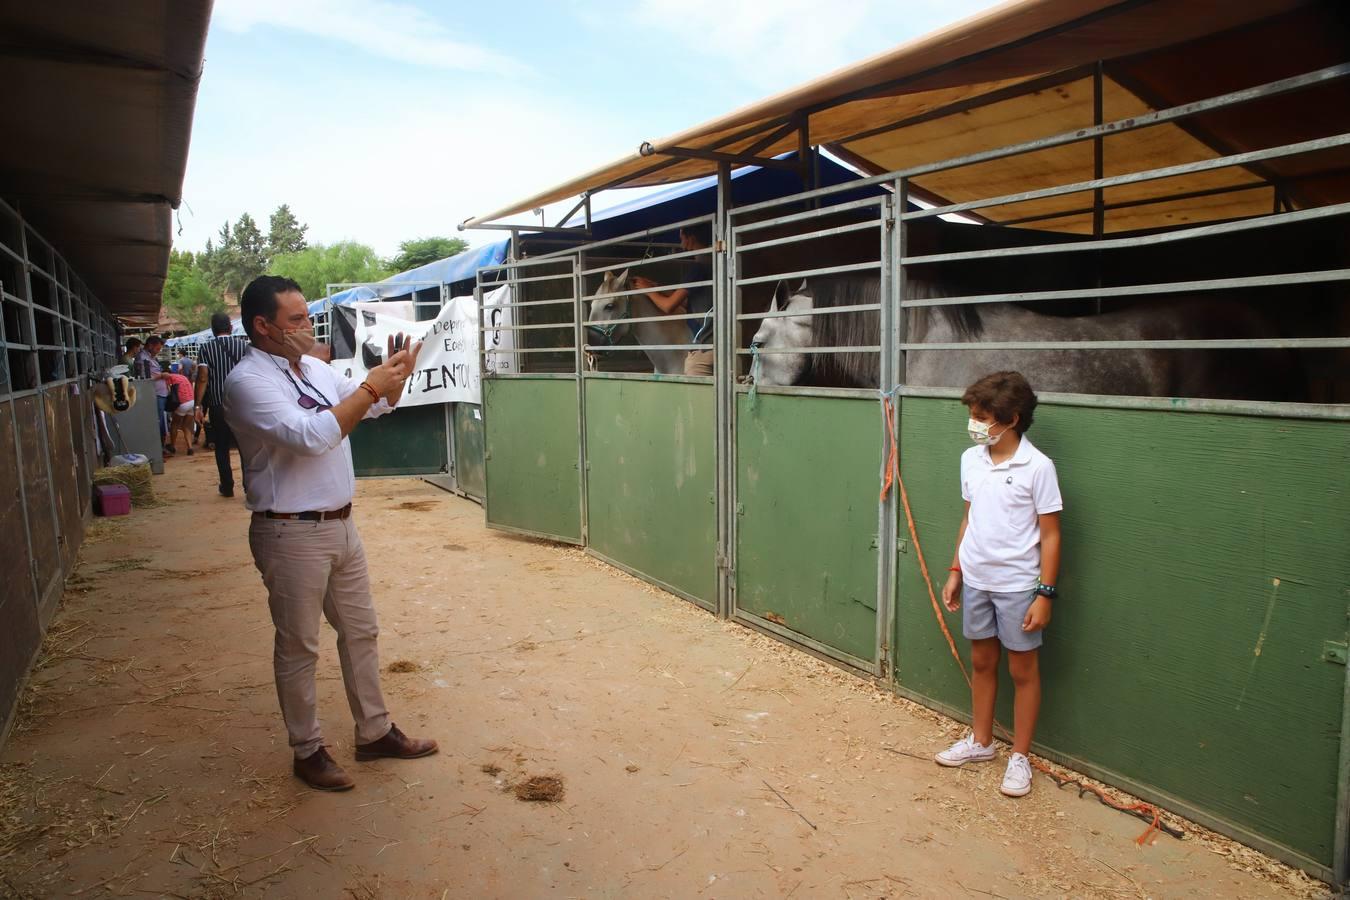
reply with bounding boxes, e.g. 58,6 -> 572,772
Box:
794,273 -> 983,388
802,275 -> 880,389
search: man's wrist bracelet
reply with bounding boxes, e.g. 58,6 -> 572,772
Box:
358,382 -> 380,404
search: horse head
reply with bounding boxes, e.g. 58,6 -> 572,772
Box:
587,270 -> 632,346
750,280 -> 814,386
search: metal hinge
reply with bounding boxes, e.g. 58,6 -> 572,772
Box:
1323,641 -> 1348,666
897,539 -> 908,553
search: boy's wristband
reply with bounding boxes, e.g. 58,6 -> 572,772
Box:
1035,582 -> 1057,599
358,382 -> 380,404
947,566 -> 961,573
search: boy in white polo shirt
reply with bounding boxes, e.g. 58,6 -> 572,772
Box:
933,371 -> 1062,797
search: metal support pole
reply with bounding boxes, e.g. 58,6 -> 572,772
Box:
875,188 -> 899,681
573,253 -> 589,546
714,162 -> 734,620
1336,604 -> 1350,888
1093,61 -> 1106,314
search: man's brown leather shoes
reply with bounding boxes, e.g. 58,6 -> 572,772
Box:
355,723 -> 438,761
293,747 -> 355,791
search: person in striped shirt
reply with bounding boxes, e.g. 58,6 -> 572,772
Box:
197,312 -> 250,497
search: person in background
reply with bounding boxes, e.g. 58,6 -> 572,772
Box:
197,313 -> 249,497
176,347 -> 197,383
135,335 -> 170,449
123,337 -> 142,367
162,368 -> 196,456
226,275 -> 437,791
192,354 -> 209,447
629,223 -> 715,376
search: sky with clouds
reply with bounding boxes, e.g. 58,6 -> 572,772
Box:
180,0 -> 1004,258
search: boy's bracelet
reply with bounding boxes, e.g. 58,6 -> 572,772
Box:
358,382 -> 380,404
947,566 -> 961,573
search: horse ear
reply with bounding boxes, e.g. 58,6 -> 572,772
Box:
771,280 -> 788,312
616,269 -> 629,287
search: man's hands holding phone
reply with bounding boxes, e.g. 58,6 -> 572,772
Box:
366,332 -> 423,405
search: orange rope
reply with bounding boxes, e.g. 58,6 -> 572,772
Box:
880,396 -> 1176,844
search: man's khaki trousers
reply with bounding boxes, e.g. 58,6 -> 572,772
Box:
249,516 -> 391,759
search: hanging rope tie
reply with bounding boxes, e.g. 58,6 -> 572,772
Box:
879,388 -> 902,503
882,392 -> 1182,845
748,344 -> 763,409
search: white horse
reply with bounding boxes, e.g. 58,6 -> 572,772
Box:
749,276 -> 1305,400
587,270 -> 691,375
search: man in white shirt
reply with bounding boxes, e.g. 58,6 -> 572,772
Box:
226,275 -> 437,791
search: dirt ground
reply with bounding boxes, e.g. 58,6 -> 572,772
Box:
0,451 -> 1335,899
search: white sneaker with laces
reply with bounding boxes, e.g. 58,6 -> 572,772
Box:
934,733 -> 996,767
1001,752 -> 1033,797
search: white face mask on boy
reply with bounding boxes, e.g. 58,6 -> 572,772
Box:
967,418 -> 1010,447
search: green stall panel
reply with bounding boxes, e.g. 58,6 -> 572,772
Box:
736,392 -> 881,668
585,378 -> 716,609
453,403 -> 486,501
351,402 -> 448,477
893,396 -> 1350,874
483,378 -> 581,543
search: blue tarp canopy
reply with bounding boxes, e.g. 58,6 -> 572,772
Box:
574,151 -> 868,240
166,152 -> 868,348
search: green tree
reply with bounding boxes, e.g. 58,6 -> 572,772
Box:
198,214 -> 268,298
161,248 -> 225,333
270,241 -> 393,302
385,236 -> 469,273
267,204 -> 308,262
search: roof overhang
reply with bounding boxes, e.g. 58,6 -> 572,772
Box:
464,0 -> 1349,235
0,2 -> 212,324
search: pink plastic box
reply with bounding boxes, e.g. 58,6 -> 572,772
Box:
94,484 -> 131,517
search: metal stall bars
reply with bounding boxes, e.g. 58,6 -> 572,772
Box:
0,195 -> 114,729
870,65 -> 1350,883
727,188 -> 891,676
324,280 -> 453,479
572,213 -> 718,611
475,254 -> 584,544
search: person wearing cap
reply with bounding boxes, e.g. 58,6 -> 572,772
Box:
225,275 -> 438,792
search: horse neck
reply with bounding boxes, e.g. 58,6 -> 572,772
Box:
628,294 -> 690,347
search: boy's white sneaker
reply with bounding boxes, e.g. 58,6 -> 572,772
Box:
934,734 -> 996,767
1001,752 -> 1033,797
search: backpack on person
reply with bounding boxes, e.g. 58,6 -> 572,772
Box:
165,381 -> 182,413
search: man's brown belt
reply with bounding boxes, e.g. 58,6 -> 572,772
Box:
254,503 -> 353,522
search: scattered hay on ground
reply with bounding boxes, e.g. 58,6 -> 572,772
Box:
155,565 -> 232,580
96,556 -> 151,573
83,517 -> 128,545
512,775 -> 564,803
384,660 -> 422,674
396,501 -> 437,512
480,763 -> 503,777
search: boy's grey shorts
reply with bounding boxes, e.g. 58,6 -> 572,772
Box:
962,585 -> 1043,651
